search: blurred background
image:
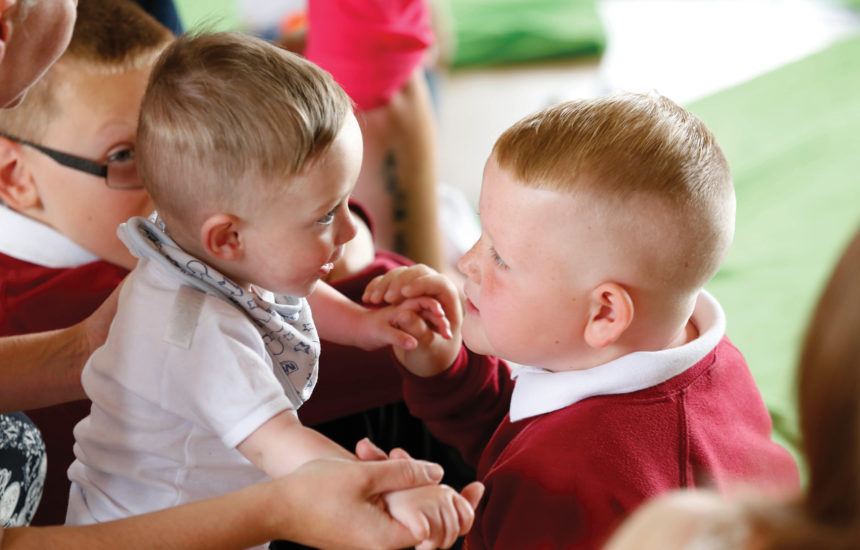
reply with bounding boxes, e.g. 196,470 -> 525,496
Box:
173,0 -> 860,468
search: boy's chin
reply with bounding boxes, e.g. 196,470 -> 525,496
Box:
461,324 -> 492,357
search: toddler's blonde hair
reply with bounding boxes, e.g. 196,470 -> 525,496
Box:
137,31 -> 353,221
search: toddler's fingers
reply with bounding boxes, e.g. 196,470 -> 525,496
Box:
460,481 -> 485,510
389,447 -> 413,460
454,486 -> 481,536
392,309 -> 435,345
401,297 -> 452,340
398,296 -> 446,318
419,309 -> 452,340
388,325 -> 418,351
400,510 -> 431,545
439,493 -> 462,549
415,501 -> 456,550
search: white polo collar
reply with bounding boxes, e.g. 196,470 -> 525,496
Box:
0,206 -> 99,268
509,290 -> 726,422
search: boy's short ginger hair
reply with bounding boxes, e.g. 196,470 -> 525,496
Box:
136,31 -> 353,221
493,92 -> 735,293
0,0 -> 173,141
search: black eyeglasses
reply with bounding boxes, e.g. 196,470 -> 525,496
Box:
0,132 -> 142,190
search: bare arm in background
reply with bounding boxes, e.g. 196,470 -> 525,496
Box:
0,284 -> 119,413
354,69 -> 445,271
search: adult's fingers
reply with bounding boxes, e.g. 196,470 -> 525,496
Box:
363,457 -> 444,495
355,437 -> 388,461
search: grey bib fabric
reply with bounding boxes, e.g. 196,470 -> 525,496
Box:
118,215 -> 319,408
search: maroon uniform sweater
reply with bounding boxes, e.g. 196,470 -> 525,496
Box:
0,252 -> 127,525
401,338 -> 799,550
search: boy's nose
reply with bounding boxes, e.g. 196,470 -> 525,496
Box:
457,242 -> 480,281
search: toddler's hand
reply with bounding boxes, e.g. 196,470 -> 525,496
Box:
384,481 -> 484,550
354,297 -> 451,352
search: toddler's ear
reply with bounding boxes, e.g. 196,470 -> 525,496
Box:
0,137 -> 40,210
583,282 -> 634,349
200,213 -> 244,261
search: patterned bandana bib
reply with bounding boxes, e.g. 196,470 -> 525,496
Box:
117,215 -> 319,409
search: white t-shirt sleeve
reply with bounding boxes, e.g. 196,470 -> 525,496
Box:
154,297 -> 293,449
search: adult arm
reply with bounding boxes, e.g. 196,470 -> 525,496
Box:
1,456 -> 447,550
355,69 -> 445,271
0,284 -> 119,412
304,0 -> 445,270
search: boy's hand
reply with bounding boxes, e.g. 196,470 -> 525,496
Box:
364,265 -> 464,377
383,481 -> 484,550
363,265 -> 462,328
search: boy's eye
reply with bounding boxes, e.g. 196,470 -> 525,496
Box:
107,148 -> 135,165
489,246 -> 508,269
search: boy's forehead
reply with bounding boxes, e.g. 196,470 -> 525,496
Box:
43,65 -> 148,145
480,160 -> 588,223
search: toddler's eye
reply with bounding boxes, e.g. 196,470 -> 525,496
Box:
490,246 -> 508,269
317,209 -> 336,224
107,148 -> 135,165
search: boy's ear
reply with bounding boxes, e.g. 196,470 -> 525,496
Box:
200,213 -> 245,261
0,137 -> 40,210
583,282 -> 634,349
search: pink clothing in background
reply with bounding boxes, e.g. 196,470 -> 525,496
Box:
305,0 -> 433,111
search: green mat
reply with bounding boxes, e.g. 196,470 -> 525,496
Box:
438,0 -> 606,68
174,0 -> 239,32
173,0 -> 605,67
689,33 -> 860,469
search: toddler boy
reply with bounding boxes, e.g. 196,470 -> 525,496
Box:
0,0 -> 172,524
364,93 -> 800,550
66,31 -> 480,550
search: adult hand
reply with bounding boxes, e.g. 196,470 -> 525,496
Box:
354,438 -> 486,548
277,456 -> 452,550
0,455 -> 454,550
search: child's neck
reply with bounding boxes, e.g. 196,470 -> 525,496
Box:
667,318 -> 700,349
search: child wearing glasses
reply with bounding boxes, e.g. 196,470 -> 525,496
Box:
0,1 -> 167,335
0,0 -> 174,525
65,30 -> 482,550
